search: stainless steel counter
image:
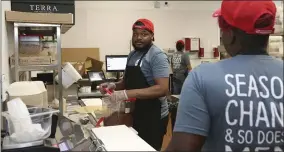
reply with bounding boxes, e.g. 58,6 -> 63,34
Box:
77,91 -> 105,99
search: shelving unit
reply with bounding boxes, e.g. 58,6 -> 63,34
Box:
12,22 -> 64,115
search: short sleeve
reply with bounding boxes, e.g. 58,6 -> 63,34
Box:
173,70 -> 210,137
182,53 -> 190,66
151,52 -> 170,78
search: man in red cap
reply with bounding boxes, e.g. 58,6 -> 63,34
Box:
100,18 -> 170,150
167,1 -> 283,151
171,40 -> 191,94
170,40 -> 191,132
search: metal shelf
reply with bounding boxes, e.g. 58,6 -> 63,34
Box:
12,22 -> 64,115
16,23 -> 59,37
12,65 -> 59,71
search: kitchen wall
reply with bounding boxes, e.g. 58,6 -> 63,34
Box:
0,0 -> 2,135
2,1 -> 218,100
61,1 -> 222,67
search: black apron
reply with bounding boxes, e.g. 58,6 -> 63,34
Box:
124,50 -> 162,150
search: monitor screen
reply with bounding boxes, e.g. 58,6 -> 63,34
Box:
58,141 -> 70,151
88,71 -> 105,82
105,55 -> 128,72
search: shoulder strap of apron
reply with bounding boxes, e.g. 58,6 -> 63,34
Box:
137,51 -> 148,66
127,50 -> 149,66
126,51 -> 137,65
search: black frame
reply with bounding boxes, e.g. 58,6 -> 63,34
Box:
11,0 -> 75,25
105,55 -> 128,72
87,71 -> 105,82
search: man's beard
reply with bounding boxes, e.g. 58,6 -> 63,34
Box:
132,42 -> 153,51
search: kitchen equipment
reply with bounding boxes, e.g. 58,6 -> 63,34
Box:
2,106 -> 59,150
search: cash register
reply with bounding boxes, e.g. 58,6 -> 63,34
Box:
77,71 -> 106,99
87,71 -> 106,90
105,55 -> 128,80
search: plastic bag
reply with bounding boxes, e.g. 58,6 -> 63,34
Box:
5,98 -> 47,142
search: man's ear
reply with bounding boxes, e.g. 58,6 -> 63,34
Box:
152,33 -> 155,41
229,30 -> 236,45
225,29 -> 235,45
222,29 -> 235,46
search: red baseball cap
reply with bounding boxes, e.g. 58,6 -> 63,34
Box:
213,0 -> 276,35
132,18 -> 154,33
176,40 -> 185,45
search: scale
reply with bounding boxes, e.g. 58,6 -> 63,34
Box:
56,115 -> 104,151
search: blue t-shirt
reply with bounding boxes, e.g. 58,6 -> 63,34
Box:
174,55 -> 284,151
127,44 -> 170,118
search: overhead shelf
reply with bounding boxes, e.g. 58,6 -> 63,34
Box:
11,64 -> 59,71
5,11 -> 74,34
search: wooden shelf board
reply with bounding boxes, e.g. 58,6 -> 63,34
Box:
5,11 -> 74,34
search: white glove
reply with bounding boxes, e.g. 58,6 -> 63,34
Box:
107,90 -> 128,103
99,82 -> 116,94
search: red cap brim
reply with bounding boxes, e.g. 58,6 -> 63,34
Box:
212,8 -> 221,18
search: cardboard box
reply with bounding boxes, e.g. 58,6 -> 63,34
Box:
62,48 -> 100,63
71,57 -> 104,78
72,62 -> 85,76
85,57 -> 104,72
61,48 -> 102,77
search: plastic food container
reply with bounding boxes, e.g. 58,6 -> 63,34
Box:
2,107 -> 59,143
93,88 -> 136,127
95,97 -> 135,127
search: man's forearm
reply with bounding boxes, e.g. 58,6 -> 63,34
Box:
126,85 -> 168,99
165,133 -> 205,152
114,79 -> 125,90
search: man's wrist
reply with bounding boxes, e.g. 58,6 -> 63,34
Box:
122,90 -> 129,99
114,81 -> 124,90
125,89 -> 137,99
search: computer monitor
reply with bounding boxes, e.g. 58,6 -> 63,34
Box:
87,71 -> 105,82
105,55 -> 128,72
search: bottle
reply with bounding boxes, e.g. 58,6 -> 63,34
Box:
125,101 -> 130,114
